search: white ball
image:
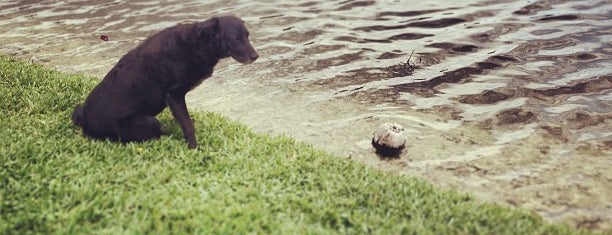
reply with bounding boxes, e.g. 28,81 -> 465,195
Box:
371,122 -> 406,156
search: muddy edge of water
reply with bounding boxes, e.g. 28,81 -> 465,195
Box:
1,0 -> 611,231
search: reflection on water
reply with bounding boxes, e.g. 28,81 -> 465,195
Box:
1,0 -> 610,230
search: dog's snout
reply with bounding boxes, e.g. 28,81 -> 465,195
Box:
250,52 -> 259,61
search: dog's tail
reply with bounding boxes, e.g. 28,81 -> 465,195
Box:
71,104 -> 84,127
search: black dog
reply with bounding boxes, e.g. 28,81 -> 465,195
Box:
72,16 -> 258,149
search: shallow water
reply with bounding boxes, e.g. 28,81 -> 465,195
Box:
1,0 -> 611,230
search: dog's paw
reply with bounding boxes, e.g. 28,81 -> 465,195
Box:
188,142 -> 197,149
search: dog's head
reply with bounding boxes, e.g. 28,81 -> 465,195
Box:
209,16 -> 258,64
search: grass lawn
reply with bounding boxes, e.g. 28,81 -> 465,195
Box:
0,55 -> 595,234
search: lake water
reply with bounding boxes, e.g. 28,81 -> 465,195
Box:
1,0 -> 610,230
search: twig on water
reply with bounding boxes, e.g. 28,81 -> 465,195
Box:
385,49 -> 417,77
407,49 -> 415,67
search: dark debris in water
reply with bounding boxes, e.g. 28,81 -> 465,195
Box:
385,51 -> 417,78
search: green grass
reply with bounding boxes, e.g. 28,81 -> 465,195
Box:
0,55 -> 595,234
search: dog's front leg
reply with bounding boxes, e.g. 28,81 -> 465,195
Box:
166,94 -> 197,149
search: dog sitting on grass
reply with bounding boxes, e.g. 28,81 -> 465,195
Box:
72,15 -> 258,149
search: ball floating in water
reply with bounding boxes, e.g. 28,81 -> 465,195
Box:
371,123 -> 406,156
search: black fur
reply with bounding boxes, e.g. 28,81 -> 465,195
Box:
72,16 -> 258,148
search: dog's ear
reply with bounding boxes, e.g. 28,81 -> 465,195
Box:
196,17 -> 221,41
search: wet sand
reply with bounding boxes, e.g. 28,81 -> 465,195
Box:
1,0 -> 610,231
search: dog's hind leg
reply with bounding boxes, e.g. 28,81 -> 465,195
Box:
72,104 -> 84,127
117,116 -> 163,143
